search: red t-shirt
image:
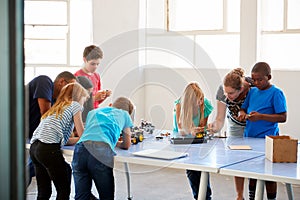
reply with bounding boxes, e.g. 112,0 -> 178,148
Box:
74,69 -> 101,108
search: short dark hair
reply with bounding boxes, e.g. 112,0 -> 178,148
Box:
54,71 -> 76,83
83,45 -> 103,61
252,62 -> 271,76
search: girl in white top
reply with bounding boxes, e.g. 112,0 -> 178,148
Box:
30,82 -> 89,200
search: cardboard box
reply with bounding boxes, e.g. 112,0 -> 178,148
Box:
265,135 -> 298,163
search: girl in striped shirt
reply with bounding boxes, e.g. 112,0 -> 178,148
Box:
30,82 -> 89,200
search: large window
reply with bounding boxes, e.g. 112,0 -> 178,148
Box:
164,0 -> 300,70
24,0 -> 93,83
165,0 -> 240,68
259,0 -> 300,69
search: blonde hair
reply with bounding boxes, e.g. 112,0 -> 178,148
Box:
223,68 -> 245,90
180,82 -> 205,133
42,82 -> 89,119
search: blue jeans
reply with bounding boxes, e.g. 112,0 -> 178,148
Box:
72,141 -> 116,200
186,170 -> 212,200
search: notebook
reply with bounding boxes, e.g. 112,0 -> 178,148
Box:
132,149 -> 189,160
228,145 -> 252,150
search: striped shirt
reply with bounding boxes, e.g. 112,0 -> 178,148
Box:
30,101 -> 82,146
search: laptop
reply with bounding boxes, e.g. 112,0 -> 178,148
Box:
132,149 -> 188,160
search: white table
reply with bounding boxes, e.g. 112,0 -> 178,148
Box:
114,131 -> 265,200
61,132 -> 297,200
220,148 -> 300,200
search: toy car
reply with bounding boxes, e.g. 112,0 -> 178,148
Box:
140,119 -> 155,134
130,127 -> 144,144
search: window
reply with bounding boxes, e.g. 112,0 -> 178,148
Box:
168,0 -> 224,31
259,0 -> 300,69
24,0 -> 93,83
165,0 -> 240,68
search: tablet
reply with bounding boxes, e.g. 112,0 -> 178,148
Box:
132,149 -> 188,160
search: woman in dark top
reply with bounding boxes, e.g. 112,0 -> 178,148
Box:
208,68 -> 252,200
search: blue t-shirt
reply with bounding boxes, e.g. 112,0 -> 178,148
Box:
241,85 -> 287,138
27,75 -> 54,139
173,98 -> 214,132
78,107 -> 133,151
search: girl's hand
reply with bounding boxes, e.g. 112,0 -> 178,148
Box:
207,122 -> 218,133
237,110 -> 247,122
179,129 -> 188,136
191,126 -> 205,136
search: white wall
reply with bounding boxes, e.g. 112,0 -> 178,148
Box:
92,0 -> 300,139
92,0 -> 146,122
271,70 -> 300,139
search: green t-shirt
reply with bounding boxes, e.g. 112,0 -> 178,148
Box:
173,97 -> 213,132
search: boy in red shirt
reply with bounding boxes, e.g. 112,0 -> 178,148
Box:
75,45 -> 111,108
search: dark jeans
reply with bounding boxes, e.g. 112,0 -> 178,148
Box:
72,142 -> 115,200
30,140 -> 71,200
186,170 -> 212,200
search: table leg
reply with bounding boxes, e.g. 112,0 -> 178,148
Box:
198,171 -> 208,200
254,180 -> 264,200
124,162 -> 133,200
286,183 -> 294,200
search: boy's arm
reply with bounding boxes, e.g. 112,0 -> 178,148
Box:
94,89 -> 112,104
117,127 -> 131,150
247,111 -> 287,123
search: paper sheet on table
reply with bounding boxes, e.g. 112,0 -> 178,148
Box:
228,145 -> 252,150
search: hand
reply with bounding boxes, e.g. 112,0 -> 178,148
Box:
178,129 -> 188,136
207,122 -> 218,133
105,89 -> 112,97
95,90 -> 107,101
237,110 -> 247,122
246,111 -> 260,121
191,126 -> 205,136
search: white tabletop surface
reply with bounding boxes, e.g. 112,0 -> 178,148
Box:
219,145 -> 300,185
114,130 -> 265,173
